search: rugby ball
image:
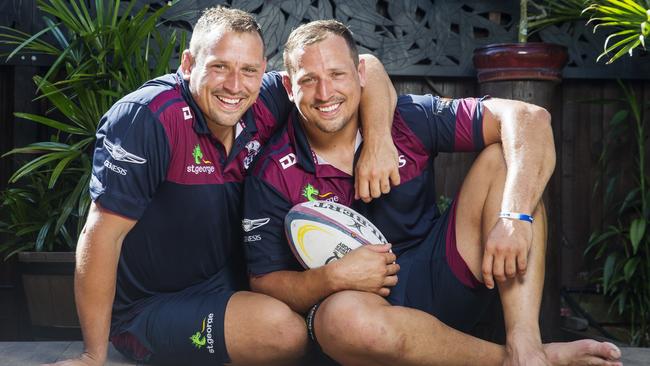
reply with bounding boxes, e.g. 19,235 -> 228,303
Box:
285,200 -> 387,269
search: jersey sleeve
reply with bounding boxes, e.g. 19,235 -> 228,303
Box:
89,101 -> 170,220
397,94 -> 486,153
258,71 -> 292,125
243,173 -> 302,276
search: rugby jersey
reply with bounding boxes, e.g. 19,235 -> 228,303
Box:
243,95 -> 485,276
89,70 -> 290,332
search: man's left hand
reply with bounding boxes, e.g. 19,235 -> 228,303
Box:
355,135 -> 400,202
481,218 -> 533,289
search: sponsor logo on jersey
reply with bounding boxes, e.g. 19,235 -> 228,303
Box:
189,313 -> 215,353
187,144 -> 216,175
104,138 -> 147,164
242,218 -> 270,232
302,183 -> 338,202
182,106 -> 192,120
243,234 -> 262,243
103,160 -> 127,175
243,139 -> 261,170
279,153 -> 297,169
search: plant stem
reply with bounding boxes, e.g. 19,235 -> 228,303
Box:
519,0 -> 528,43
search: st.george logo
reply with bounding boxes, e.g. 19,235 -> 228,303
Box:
189,313 -> 215,354
187,144 -> 216,175
302,183 -> 338,203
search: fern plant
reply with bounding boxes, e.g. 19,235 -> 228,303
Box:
0,0 -> 185,258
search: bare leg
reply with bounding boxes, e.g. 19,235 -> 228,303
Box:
316,290 -> 622,366
456,144 -> 620,365
315,145 -> 622,366
316,290 -> 505,366
225,291 -> 308,365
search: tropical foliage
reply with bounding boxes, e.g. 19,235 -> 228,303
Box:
585,82 -> 649,346
0,0 -> 184,258
526,0 -> 649,63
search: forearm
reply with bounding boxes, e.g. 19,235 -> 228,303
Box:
495,101 -> 556,213
75,229 -> 123,362
74,204 -> 132,363
358,54 -> 396,141
251,267 -> 336,314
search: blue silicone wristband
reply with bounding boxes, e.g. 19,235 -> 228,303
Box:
499,211 -> 534,223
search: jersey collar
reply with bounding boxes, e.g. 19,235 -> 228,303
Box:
287,108 -> 359,178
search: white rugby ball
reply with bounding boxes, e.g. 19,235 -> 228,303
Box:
285,200 -> 387,269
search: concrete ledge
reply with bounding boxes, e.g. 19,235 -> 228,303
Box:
0,342 -> 136,365
1,341 -> 649,365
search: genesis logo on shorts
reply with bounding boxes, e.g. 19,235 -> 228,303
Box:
104,138 -> 147,164
187,144 -> 216,175
189,313 -> 215,354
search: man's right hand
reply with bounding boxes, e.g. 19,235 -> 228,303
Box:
328,243 -> 399,296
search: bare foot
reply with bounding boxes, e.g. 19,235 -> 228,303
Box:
505,333 -> 549,366
544,339 -> 622,366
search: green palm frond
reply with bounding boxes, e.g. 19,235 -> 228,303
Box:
528,0 -> 648,63
0,0 -> 184,256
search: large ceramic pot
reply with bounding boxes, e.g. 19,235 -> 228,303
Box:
473,42 -> 568,83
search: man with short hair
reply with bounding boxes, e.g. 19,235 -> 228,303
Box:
243,20 -> 623,366
50,8 -> 398,366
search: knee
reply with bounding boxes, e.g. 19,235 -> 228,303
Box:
316,292 -> 407,359
478,143 -> 506,175
261,300 -> 308,357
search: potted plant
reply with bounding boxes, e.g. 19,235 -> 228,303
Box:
474,0 -> 650,82
472,0 -> 574,83
0,0 -> 184,338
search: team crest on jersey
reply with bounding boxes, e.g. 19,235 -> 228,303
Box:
302,183 -> 339,203
242,140 -> 261,170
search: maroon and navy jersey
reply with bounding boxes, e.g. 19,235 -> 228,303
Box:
89,71 -> 290,330
243,94 -> 485,276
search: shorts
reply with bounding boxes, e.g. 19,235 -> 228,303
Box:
386,199 -> 497,333
111,265 -> 243,365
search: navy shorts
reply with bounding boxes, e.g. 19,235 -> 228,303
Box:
111,265 -> 244,365
387,199 -> 497,333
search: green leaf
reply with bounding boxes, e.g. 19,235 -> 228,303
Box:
624,257 -> 641,281
603,253 -> 617,291
629,218 -> 646,254
35,219 -> 53,252
3,22 -> 58,61
13,112 -> 87,135
586,229 -> 619,255
609,109 -> 630,126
